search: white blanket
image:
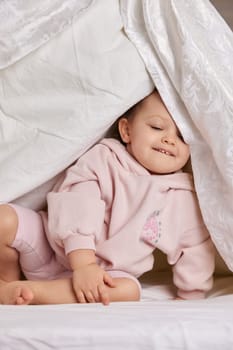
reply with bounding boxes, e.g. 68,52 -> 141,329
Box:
0,0 -> 93,69
0,0 -> 154,208
121,0 -> 233,270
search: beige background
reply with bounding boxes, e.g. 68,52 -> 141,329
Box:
211,0 -> 233,29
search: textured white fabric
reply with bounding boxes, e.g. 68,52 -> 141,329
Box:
120,0 -> 233,270
0,275 -> 233,349
0,0 -> 93,69
0,0 -> 154,209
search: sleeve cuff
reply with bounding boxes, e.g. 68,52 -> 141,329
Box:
177,289 -> 206,300
64,233 -> 96,255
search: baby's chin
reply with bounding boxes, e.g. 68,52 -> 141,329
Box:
148,166 -> 182,175
148,161 -> 188,174
149,170 -> 178,175
145,159 -> 185,175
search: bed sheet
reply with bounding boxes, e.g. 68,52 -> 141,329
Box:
1,0 -> 232,272
0,274 -> 233,350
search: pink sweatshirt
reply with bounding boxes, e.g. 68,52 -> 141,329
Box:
43,138 -> 215,299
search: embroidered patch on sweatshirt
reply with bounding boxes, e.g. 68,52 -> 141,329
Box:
142,210 -> 161,246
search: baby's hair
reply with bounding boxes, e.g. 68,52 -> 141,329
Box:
105,103 -> 139,141
106,88 -> 158,142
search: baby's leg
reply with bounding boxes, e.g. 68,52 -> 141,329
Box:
0,276 -> 140,305
0,280 -> 34,305
0,205 -> 21,282
107,271 -> 141,302
106,278 -> 140,302
7,203 -> 66,281
0,278 -> 77,305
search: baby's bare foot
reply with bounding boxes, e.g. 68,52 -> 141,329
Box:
0,281 -> 34,305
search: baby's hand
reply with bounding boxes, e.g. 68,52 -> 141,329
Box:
72,264 -> 115,305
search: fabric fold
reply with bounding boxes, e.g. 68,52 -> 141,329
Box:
0,0 -> 93,69
120,0 -> 233,270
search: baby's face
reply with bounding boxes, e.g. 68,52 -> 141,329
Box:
124,92 -> 190,174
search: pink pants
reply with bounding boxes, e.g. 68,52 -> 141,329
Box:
10,204 -> 67,280
9,204 -> 141,293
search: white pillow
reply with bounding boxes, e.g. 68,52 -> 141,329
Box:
0,0 -> 154,209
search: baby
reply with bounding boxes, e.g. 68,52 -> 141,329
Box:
0,90 -> 215,305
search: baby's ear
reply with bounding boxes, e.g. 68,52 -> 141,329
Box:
118,118 -> 131,143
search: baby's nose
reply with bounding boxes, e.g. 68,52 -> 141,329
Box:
161,134 -> 176,145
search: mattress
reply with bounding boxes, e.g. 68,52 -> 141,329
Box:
1,0 -> 232,269
1,274 -> 233,349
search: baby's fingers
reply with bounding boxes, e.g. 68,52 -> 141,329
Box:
76,290 -> 99,303
103,272 -> 116,288
85,291 -> 97,303
98,284 -> 110,305
76,290 -> 87,304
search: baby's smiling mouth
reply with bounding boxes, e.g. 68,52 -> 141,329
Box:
154,147 -> 175,157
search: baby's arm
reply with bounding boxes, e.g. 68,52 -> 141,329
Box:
172,235 -> 215,300
68,249 -> 115,305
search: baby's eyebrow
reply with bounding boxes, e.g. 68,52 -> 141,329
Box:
147,115 -> 166,122
147,115 -> 169,126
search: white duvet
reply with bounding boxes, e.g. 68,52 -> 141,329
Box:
0,0 -> 233,272
0,0 -> 154,208
120,0 -> 233,270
